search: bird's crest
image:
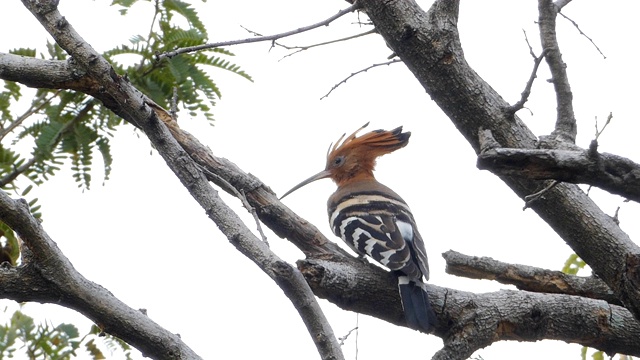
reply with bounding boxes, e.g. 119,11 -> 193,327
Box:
326,122 -> 411,163
279,123 -> 411,199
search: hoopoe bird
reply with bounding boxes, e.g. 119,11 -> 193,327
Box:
280,123 -> 437,333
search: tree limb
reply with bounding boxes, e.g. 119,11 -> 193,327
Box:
538,0 -> 577,142
443,250 -> 620,305
357,0 -> 640,324
17,1 -> 345,359
156,3 -> 361,61
477,146 -> 640,203
0,53 -> 94,91
298,255 -> 640,360
0,192 -> 201,359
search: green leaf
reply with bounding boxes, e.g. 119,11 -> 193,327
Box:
56,324 -> 79,339
164,0 -> 207,38
562,254 -> 586,275
0,221 -> 20,266
85,339 -> 106,359
10,48 -> 36,57
20,185 -> 33,196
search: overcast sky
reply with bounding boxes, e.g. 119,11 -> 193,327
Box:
2,0 -> 640,359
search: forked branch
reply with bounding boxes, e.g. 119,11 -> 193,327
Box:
156,3 -> 361,60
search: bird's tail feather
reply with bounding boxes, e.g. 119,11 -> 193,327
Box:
397,276 -> 437,333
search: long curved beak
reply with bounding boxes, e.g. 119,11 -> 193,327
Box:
280,169 -> 332,200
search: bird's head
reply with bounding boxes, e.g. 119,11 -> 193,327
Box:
280,123 -> 410,199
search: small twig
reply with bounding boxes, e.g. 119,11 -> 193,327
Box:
558,12 -> 606,59
507,39 -> 549,114
240,189 -> 269,244
337,325 -> 358,346
523,29 -> 537,58
523,180 -> 559,210
355,314 -> 359,360
0,90 -> 61,142
278,29 -> 376,61
196,163 -> 269,245
594,112 -> 613,141
321,59 -> 402,100
156,3 -> 361,60
170,87 -> 178,121
135,0 -> 161,73
612,206 -> 621,226
589,112 -> 613,157
239,26 -> 375,61
505,30 -> 546,114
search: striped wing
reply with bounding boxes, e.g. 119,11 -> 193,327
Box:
328,186 -> 430,281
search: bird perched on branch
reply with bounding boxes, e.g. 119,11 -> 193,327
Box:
280,123 -> 437,333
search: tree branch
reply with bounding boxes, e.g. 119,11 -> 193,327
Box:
320,59 -> 402,100
0,192 -> 201,359
18,1 -> 345,359
557,12 -> 606,59
477,146 -> 640,203
0,53 -> 95,91
156,3 -> 361,61
357,0 -> 640,324
538,0 -> 577,142
298,254 -> 640,360
443,250 -> 620,305
507,41 -> 548,114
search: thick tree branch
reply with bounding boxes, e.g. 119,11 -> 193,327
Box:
477,146 -> 640,202
0,53 -> 95,91
18,1 -> 344,359
357,0 -> 640,324
443,250 -> 620,305
538,0 -> 577,142
0,192 -> 201,359
298,254 -> 640,360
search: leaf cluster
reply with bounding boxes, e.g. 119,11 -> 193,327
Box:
0,309 -> 132,359
0,0 -> 250,199
108,0 -> 252,122
0,3 -> 251,355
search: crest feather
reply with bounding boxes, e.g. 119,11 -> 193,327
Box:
326,123 -> 410,162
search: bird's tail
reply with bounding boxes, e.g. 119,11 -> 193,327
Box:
397,276 -> 437,333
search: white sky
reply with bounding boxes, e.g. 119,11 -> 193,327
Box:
2,0 -> 640,359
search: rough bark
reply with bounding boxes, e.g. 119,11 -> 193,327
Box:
298,255 -> 640,359
443,250 -> 620,305
0,193 -> 201,359
6,1 -> 345,359
355,0 -> 640,324
477,146 -> 640,202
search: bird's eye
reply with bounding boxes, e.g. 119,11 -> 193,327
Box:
332,156 -> 345,167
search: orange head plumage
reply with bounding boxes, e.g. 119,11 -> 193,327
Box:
280,123 -> 411,199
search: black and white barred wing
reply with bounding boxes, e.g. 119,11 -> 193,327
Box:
331,211 -> 424,280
